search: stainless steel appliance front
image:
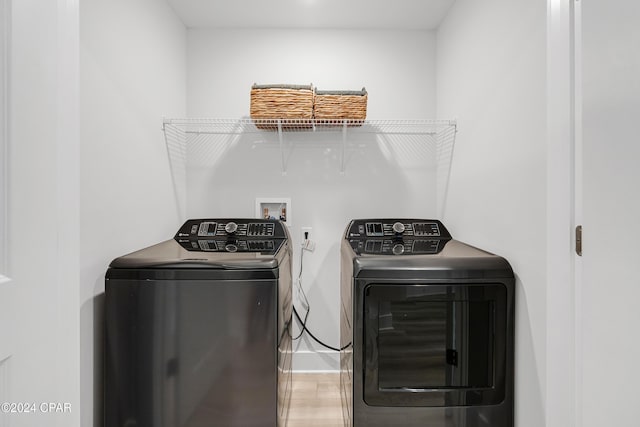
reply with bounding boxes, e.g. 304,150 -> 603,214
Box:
105,219 -> 292,427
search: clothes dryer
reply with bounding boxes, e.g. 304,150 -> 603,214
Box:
340,219 -> 514,427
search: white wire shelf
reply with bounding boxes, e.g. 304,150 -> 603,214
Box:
162,118 -> 457,218
163,118 -> 456,135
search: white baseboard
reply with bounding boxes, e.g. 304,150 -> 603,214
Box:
292,349 -> 339,372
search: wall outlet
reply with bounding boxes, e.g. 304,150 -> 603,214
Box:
301,226 -> 315,251
301,227 -> 312,244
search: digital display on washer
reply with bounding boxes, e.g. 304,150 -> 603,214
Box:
198,222 -> 217,237
365,223 -> 384,237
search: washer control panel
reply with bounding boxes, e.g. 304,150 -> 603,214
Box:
347,219 -> 450,239
345,219 -> 451,255
174,218 -> 287,253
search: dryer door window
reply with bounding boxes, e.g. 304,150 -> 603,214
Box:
363,283 -> 508,407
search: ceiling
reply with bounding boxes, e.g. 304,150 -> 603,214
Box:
166,0 -> 457,30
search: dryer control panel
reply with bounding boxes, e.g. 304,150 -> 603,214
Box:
345,218 -> 451,255
174,218 -> 288,254
345,219 -> 451,239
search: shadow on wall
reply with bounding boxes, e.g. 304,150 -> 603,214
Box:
94,293 -> 105,427
182,129 -> 444,220
513,273 -> 544,425
80,288 -> 105,427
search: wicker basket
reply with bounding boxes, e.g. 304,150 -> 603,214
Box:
250,84 -> 314,129
314,88 -> 367,123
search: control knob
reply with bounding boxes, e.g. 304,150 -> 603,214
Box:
224,222 -> 238,234
392,222 -> 405,234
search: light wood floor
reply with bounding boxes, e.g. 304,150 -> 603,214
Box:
287,372 -> 344,427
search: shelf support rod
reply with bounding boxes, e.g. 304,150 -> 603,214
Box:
341,120 -> 347,174
277,120 -> 286,175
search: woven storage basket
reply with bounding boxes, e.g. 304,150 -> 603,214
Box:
314,88 -> 367,123
250,84 -> 314,129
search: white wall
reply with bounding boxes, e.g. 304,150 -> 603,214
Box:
79,0 -> 186,425
187,29 -> 439,370
581,2 -> 640,426
436,1 -> 546,427
188,29 -> 436,119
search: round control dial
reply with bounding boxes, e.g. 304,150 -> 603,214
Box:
392,222 -> 405,234
224,222 -> 238,234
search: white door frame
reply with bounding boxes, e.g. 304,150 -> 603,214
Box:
0,0 -> 12,380
546,1 -> 581,427
2,0 -> 81,425
0,0 -> 9,279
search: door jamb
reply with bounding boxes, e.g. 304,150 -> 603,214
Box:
546,0 -> 581,426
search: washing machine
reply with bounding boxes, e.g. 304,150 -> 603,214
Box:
105,218 -> 292,427
340,219 -> 514,427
